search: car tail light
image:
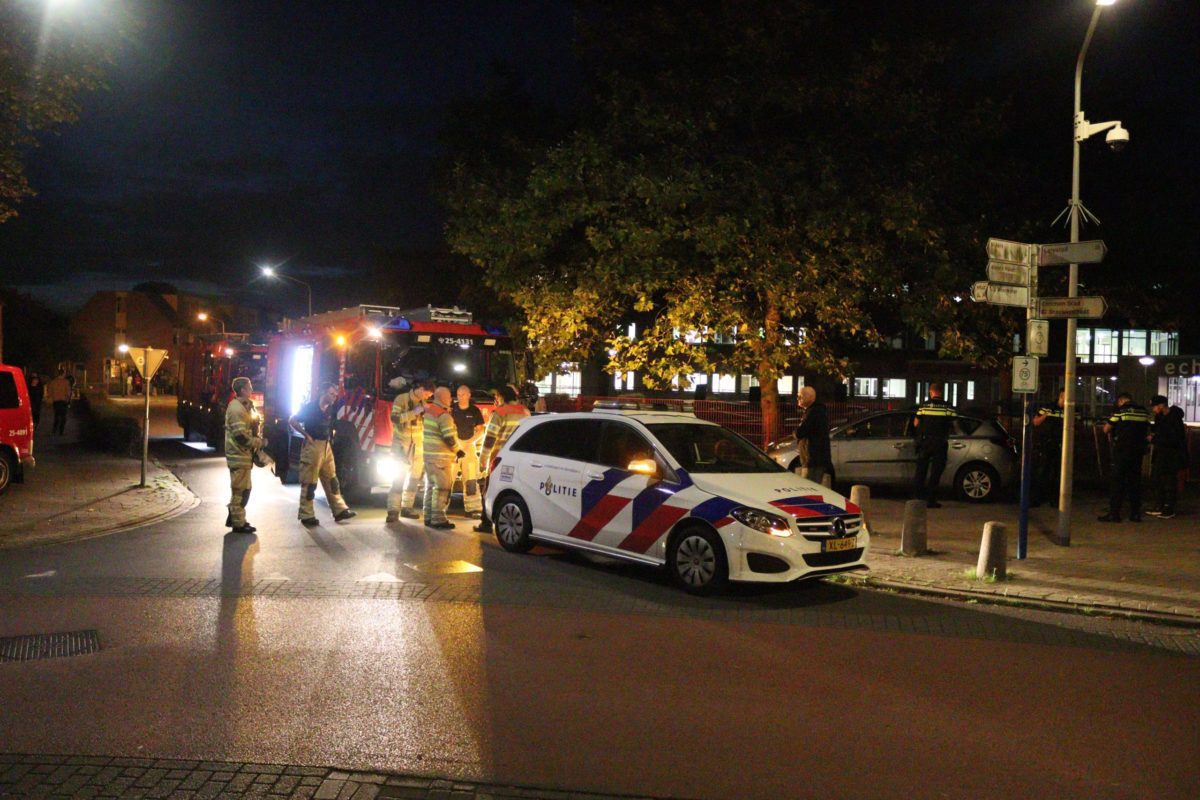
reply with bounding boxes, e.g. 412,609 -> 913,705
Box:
489,455 -> 502,473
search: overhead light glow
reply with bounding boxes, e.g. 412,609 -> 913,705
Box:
452,363 -> 467,373
335,334 -> 347,347
260,265 -> 276,277
117,344 -> 129,353
224,348 -> 234,357
1138,356 -> 1155,366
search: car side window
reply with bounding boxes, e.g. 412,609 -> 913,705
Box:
955,417 -> 981,436
843,414 -> 907,439
596,421 -> 656,470
0,373 -> 19,409
509,419 -> 602,462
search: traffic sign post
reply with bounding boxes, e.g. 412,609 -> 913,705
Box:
123,347 -> 169,488
986,261 -> 1031,287
1027,319 -> 1049,357
1012,356 -> 1039,393
1037,240 -> 1107,266
971,281 -> 1030,307
1037,296 -> 1107,319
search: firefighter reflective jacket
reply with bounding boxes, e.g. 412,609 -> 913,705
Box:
391,389 -> 425,449
422,403 -> 458,459
480,402 -> 531,471
225,397 -> 260,469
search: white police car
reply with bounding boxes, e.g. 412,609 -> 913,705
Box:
484,402 -> 869,594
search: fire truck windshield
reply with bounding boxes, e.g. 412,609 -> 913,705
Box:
381,340 -> 517,395
231,351 -> 267,387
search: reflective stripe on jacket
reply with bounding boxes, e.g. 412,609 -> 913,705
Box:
391,389 -> 425,447
480,403 -> 531,468
422,403 -> 458,458
225,398 -> 258,468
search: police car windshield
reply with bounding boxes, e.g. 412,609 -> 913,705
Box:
646,424 -> 785,474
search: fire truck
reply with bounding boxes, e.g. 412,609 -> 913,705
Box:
262,305 -> 519,501
176,335 -> 268,450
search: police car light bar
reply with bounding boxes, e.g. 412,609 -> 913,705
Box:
592,399 -> 695,415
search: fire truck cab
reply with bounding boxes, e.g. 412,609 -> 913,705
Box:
176,335 -> 268,450
262,305 -> 518,501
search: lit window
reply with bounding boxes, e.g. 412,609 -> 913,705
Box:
1093,329 -> 1118,364
1123,329 -> 1147,357
711,374 -> 736,393
776,376 -> 794,396
1076,329 -> 1092,363
854,377 -> 878,398
967,381 -> 975,401
881,378 -> 906,399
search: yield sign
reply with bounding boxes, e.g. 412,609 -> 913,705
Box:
127,347 -> 168,380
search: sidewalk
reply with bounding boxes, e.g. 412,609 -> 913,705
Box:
846,492 -> 1200,625
0,401 -> 198,550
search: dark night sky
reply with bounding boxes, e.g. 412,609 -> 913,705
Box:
2,0 -> 1196,317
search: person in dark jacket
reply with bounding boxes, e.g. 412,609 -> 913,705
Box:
1031,389 -> 1066,507
26,373 -> 44,427
1147,395 -> 1188,519
794,386 -> 831,485
1098,392 -> 1153,522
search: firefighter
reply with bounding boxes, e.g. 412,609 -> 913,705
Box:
474,385 -> 531,534
1031,389 -> 1066,507
289,382 -> 357,527
451,383 -> 486,519
1099,392 -> 1153,523
912,383 -> 956,508
224,377 -> 262,533
422,386 -> 458,530
386,378 -> 435,523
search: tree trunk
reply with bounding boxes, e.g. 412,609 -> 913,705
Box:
757,298 -> 782,448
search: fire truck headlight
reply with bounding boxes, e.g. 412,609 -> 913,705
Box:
375,456 -> 401,483
452,363 -> 466,373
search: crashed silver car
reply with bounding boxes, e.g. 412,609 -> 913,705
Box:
766,410 -> 1018,502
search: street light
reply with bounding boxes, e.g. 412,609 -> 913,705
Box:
260,264 -> 312,318
1056,0 -> 1125,546
196,312 -> 226,335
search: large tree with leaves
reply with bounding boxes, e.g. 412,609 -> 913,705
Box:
444,1 -> 1020,439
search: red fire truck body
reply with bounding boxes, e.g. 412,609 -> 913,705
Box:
176,335 -> 268,449
262,305 -> 518,499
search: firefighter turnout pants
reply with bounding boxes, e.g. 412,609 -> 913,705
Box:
387,437 -> 424,514
454,448 -> 483,514
423,454 -> 455,525
299,438 -> 349,520
228,466 -> 252,528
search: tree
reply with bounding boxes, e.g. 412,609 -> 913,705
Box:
0,288 -> 85,373
0,2 -> 116,224
445,1 -> 1022,440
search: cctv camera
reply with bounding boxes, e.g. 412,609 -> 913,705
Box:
1106,124 -> 1129,152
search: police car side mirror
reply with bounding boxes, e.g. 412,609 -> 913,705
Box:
627,458 -> 659,479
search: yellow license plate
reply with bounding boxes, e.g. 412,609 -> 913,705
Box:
823,536 -> 857,552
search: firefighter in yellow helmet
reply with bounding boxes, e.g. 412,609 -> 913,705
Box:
422,386 -> 458,529
386,378 -> 435,523
224,376 -> 263,533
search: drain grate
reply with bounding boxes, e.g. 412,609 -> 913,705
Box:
0,630 -> 101,662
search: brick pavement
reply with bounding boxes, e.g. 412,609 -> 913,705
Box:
0,755 -> 677,799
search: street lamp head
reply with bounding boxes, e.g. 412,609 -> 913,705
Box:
1105,124 -> 1129,152
1096,0 -> 1117,6
197,312 -> 208,322
260,265 -> 276,278
1138,356 -> 1155,366
118,344 -> 129,353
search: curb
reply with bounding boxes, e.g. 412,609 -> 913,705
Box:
832,570 -> 1200,629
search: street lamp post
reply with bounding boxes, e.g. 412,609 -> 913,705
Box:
196,312 -> 225,335
1057,0 -> 1124,546
261,265 -> 312,318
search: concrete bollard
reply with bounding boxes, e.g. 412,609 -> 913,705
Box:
976,521 -> 1007,580
849,485 -> 871,533
900,500 -> 927,556
821,472 -> 833,488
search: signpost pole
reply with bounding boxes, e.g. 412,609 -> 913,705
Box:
1016,253 -> 1038,560
141,364 -> 150,488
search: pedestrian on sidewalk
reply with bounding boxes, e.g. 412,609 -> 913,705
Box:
794,386 -> 831,485
26,373 -> 44,427
1031,389 -> 1066,507
474,385 -> 530,534
46,370 -> 71,435
224,377 -> 263,534
1099,392 -> 1153,523
912,383 -> 955,508
385,378 -> 434,524
1147,394 -> 1188,519
289,382 -> 356,527
451,383 -> 486,519
422,386 -> 458,530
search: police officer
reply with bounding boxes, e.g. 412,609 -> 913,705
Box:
912,383 -> 955,508
422,386 -> 458,530
386,379 -> 435,523
1147,394 -> 1187,520
451,384 -> 486,519
1031,389 -> 1066,507
289,382 -> 357,527
1098,392 -> 1153,523
224,377 -> 262,534
474,385 -> 531,534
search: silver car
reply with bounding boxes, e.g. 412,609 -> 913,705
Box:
766,410 -> 1018,502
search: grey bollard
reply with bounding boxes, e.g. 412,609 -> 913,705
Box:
900,500 -> 927,556
976,521 -> 1007,580
849,485 -> 871,533
821,472 -> 833,488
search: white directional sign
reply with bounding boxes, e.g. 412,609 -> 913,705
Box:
126,347 -> 168,380
1027,319 -> 1049,357
972,281 -> 1030,308
987,260 -> 1031,286
1037,240 -> 1107,266
986,238 -> 1036,265
1037,296 -> 1107,319
1012,356 -> 1039,394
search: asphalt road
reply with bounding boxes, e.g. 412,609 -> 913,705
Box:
2,431 -> 1198,800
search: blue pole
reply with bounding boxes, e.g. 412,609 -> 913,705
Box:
1017,393 -> 1034,559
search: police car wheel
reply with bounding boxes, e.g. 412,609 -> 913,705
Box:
668,526 -> 728,595
956,463 -> 998,502
494,494 -> 534,553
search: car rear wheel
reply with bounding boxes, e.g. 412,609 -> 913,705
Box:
956,462 -> 999,502
0,451 -> 13,495
493,493 -> 533,553
667,526 -> 728,595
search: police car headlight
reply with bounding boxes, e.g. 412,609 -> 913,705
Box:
731,507 -> 792,537
374,456 -> 400,483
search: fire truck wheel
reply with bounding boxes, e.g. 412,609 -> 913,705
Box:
0,451 -> 13,495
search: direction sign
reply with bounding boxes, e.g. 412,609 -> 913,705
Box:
1026,319 -> 1049,357
1012,356 -> 1039,394
1037,296 -> 1107,319
972,281 -> 1030,308
1037,240 -> 1107,266
986,238 -> 1035,265
987,260 -> 1031,286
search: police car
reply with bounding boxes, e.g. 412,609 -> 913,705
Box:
484,402 -> 869,594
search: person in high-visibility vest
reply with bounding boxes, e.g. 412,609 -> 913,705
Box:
474,385 -> 531,534
422,386 -> 458,530
1099,392 -> 1153,523
912,383 -> 956,508
386,379 -> 434,524
289,382 -> 357,527
224,377 -> 262,533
